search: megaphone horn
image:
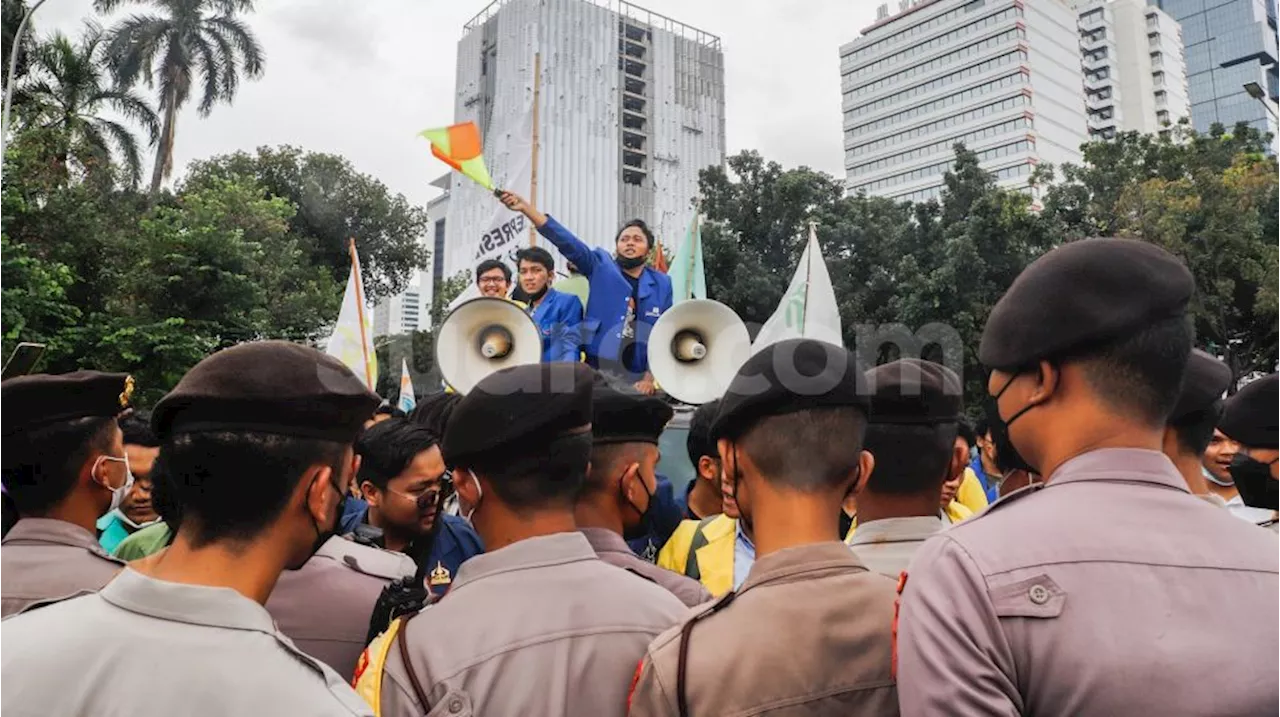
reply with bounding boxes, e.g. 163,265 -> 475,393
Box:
647,299 -> 750,405
435,297 -> 542,394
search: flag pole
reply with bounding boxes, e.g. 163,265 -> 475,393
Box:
802,222 -> 816,336
528,51 -> 541,247
349,238 -> 375,390
688,212 -> 699,301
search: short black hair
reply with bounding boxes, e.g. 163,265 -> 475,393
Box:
409,392 -> 461,438
149,452 -> 183,530
516,246 -> 555,272
470,432 -> 591,510
1170,400 -> 1224,456
863,422 -> 958,495
356,418 -> 439,490
615,219 -> 654,249
163,431 -> 345,548
2,417 -> 116,515
974,417 -> 991,438
584,442 -> 650,494
120,410 -> 159,447
475,259 -> 512,283
739,407 -> 867,491
955,418 -> 976,450
1074,315 -> 1192,427
686,399 -> 722,466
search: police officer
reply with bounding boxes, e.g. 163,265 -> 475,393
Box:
1,341 -> 379,716
1160,349 -> 1234,503
1,371 -> 131,616
376,362 -> 686,717
267,533 -> 416,678
1218,372 -> 1279,527
896,239 -> 1279,715
629,338 -> 899,717
575,377 -> 711,607
848,358 -> 966,578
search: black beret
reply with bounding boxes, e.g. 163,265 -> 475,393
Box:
1219,373 -> 1277,448
1,370 -> 133,436
592,376 -> 673,446
979,238 -> 1193,370
442,362 -> 593,467
151,341 -> 379,443
865,359 -> 963,425
711,338 -> 868,441
1169,350 -> 1231,422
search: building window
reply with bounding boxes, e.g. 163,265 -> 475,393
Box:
1157,110 -> 1170,124
431,218 -> 446,288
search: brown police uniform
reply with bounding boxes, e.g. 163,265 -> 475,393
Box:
0,370 -> 134,616
580,527 -> 710,607
629,339 -> 900,717
897,239 -> 1280,715
378,363 -> 688,717
267,535 -> 416,679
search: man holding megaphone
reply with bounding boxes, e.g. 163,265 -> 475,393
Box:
498,191 -> 672,395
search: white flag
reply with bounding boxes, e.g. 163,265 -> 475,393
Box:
751,223 -> 843,352
325,241 -> 378,390
397,358 -> 416,413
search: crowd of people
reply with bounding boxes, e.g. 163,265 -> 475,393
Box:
0,197 -> 1276,716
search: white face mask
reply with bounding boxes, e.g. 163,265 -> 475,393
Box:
92,454 -> 134,514
462,472 -> 483,523
1202,465 -> 1234,488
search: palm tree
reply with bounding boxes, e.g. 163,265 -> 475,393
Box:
16,24 -> 159,186
95,0 -> 264,194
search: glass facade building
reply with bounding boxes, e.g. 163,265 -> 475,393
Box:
1148,0 -> 1279,135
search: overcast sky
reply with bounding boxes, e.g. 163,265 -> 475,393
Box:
37,0 -> 880,208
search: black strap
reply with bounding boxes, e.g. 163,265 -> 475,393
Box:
683,515 -> 717,581
395,613 -> 433,712
676,590 -> 736,717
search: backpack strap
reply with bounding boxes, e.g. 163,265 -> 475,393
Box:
395,613 -> 433,712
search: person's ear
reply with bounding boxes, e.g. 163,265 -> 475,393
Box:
697,455 -> 718,482
360,480 -> 379,506
303,464 -> 336,526
854,450 -> 875,494
620,462 -> 643,502
1029,359 -> 1060,405
454,467 -> 479,505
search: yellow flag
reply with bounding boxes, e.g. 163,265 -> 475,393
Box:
420,122 -> 494,191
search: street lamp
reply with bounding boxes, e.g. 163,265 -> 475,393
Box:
1243,81 -> 1279,122
2,0 -> 51,155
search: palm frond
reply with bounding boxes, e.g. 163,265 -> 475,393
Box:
94,117 -> 145,187
96,88 -> 160,143
101,14 -> 170,88
200,24 -> 237,99
189,31 -> 222,115
203,14 -> 263,77
157,36 -> 192,108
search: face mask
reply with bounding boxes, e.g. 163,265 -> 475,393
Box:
527,284 -> 549,303
619,466 -> 655,541
1201,465 -> 1233,488
616,254 -> 647,270
1229,453 -> 1278,511
986,398 -> 1038,476
462,472 -> 483,523
92,455 -> 134,515
289,474 -> 343,571
117,512 -> 161,530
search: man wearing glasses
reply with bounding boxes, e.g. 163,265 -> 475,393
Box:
351,418 -> 483,595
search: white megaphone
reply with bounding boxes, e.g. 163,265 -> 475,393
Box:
435,297 -> 542,394
647,299 -> 751,405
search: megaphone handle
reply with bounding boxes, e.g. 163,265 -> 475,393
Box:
493,188 -> 506,198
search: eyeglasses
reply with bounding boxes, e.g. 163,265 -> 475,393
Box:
477,277 -> 508,285
387,471 -> 454,510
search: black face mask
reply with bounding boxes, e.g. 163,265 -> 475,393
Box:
527,284 -> 549,303
621,469 -> 656,541
1229,453 -> 1278,511
986,397 -> 1038,476
617,254 -> 647,270
287,475 -> 343,571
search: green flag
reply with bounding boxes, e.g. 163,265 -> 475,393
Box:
668,213 -> 707,302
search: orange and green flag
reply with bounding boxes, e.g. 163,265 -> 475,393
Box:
420,122 -> 494,191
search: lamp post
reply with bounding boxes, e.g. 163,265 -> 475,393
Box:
2,0 -> 50,157
1243,81 -> 1279,122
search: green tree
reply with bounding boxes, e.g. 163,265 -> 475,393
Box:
96,0 -> 264,193
15,24 -> 159,186
2,0 -> 35,92
184,146 -> 431,300
429,270 -> 471,327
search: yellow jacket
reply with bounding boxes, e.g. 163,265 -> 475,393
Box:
657,513 -> 736,597
955,467 -> 989,514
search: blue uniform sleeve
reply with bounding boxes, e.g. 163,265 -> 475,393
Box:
538,216 -> 601,278
551,293 -> 583,362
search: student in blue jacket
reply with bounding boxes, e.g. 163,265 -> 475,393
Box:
499,190 -> 673,394
514,246 -> 583,362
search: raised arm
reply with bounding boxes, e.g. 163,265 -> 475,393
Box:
497,191 -> 599,276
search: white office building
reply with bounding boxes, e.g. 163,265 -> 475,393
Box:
443,0 -> 725,280
841,0 -> 1088,203
1077,0 -> 1191,137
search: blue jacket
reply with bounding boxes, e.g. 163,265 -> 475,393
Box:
340,498 -> 484,595
528,287 -> 583,362
969,456 -> 1001,504
537,216 -> 673,376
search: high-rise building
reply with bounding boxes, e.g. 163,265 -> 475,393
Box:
841,0 -> 1089,203
443,0 -> 725,281
1147,0 -> 1278,136
1077,0 -> 1192,137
